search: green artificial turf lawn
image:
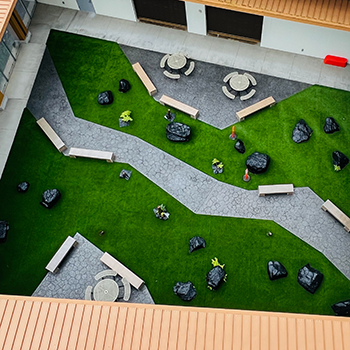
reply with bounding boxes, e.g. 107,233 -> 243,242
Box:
1,109 -> 350,316
47,30 -> 350,215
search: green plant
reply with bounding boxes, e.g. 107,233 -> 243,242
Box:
217,162 -> 224,169
211,257 -> 225,269
120,110 -> 133,122
212,158 -> 220,165
159,204 -> 166,212
334,165 -> 341,172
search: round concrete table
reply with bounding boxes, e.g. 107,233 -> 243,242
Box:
167,53 -> 187,70
229,74 -> 250,91
93,279 -> 119,302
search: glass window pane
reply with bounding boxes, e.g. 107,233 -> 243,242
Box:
15,1 -> 31,27
0,41 -> 15,80
2,26 -> 19,59
21,0 -> 36,18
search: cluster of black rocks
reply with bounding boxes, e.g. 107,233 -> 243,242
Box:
268,260 -> 324,295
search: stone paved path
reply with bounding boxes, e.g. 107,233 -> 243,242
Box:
28,49 -> 350,281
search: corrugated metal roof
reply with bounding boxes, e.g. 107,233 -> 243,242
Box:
1,294 -> 350,349
188,0 -> 350,32
0,0 -> 17,41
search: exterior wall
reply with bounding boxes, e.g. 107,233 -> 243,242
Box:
37,0 -> 79,11
261,16 -> 350,59
91,0 -> 137,22
185,1 -> 206,36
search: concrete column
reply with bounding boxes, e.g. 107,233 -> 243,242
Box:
185,2 -> 206,36
91,0 -> 137,22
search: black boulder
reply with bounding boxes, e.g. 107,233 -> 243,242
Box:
98,90 -> 113,105
267,261 -> 288,281
0,221 -> 9,243
333,151 -> 349,170
292,119 -> 313,143
246,152 -> 270,174
189,236 -> 206,253
206,266 -> 226,290
173,281 -> 197,301
166,122 -> 191,142
234,139 -> 245,154
324,117 -> 339,134
119,79 -> 131,93
17,181 -> 30,193
297,264 -> 323,294
40,189 -> 61,209
331,300 -> 350,316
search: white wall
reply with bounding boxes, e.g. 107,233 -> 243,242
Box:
261,16 -> 350,59
185,2 -> 206,36
91,0 -> 137,22
37,0 -> 79,10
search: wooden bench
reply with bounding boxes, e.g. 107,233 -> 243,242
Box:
94,269 -> 117,281
37,118 -> 67,153
100,252 -> 144,289
240,89 -> 256,101
46,236 -> 78,273
258,184 -> 294,197
122,277 -> 131,301
322,199 -> 350,232
132,62 -> 157,96
236,96 -> 276,121
68,147 -> 115,163
222,86 -> 235,100
159,94 -> 199,119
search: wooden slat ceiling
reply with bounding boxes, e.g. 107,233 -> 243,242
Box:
1,294 -> 350,350
186,0 -> 350,32
0,0 -> 17,41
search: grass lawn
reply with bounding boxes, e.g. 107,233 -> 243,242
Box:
47,30 -> 350,215
1,109 -> 350,316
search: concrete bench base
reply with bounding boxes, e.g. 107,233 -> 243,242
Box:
258,184 -> 294,196
322,199 -> 350,232
160,94 -> 199,119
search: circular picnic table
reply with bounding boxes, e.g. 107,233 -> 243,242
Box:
229,74 -> 250,91
167,53 -> 187,70
93,279 -> 119,302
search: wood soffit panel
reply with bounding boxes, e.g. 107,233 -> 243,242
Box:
1,294 -> 350,349
184,0 -> 350,32
0,0 -> 17,41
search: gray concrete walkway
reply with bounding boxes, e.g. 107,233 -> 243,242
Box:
27,48 -> 350,283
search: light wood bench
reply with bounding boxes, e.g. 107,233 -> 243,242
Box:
68,147 -> 115,163
122,277 -> 131,301
37,118 -> 67,153
160,94 -> 199,119
94,269 -> 117,281
322,199 -> 350,232
132,62 -> 157,96
46,236 -> 78,273
236,96 -> 276,121
100,252 -> 144,289
258,184 -> 294,197
222,86 -> 235,100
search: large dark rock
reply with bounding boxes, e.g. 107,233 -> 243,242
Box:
246,152 -> 270,174
166,122 -> 191,142
98,90 -> 113,105
40,189 -> 61,209
333,151 -> 349,170
297,264 -> 323,294
189,236 -> 206,253
17,181 -> 30,193
0,221 -> 9,243
331,300 -> 350,316
212,163 -> 223,174
267,261 -> 288,281
292,119 -> 313,143
206,266 -> 226,290
324,117 -> 340,134
119,79 -> 131,93
234,139 -> 245,154
173,281 -> 197,301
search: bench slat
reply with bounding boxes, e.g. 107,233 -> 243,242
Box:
132,62 -> 157,96
258,184 -> 294,196
160,94 -> 199,119
46,236 -> 78,273
68,148 -> 114,163
236,96 -> 276,121
322,199 -> 350,232
37,118 -> 67,153
100,252 -> 144,289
